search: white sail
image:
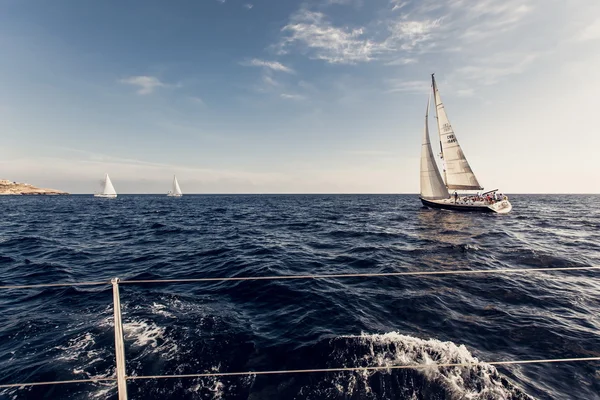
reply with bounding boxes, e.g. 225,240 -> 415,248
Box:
172,175 -> 182,195
103,174 -> 117,195
420,93 -> 449,200
432,75 -> 483,191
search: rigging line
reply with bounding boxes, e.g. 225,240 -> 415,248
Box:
0,377 -> 116,389
126,356 -> 600,381
1,266 -> 597,291
0,281 -> 110,290
120,266 -> 600,285
4,357 -> 600,388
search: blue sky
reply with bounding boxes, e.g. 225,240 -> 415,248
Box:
1,0 -> 599,193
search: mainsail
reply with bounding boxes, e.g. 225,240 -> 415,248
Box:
420,93 -> 449,200
103,174 -> 117,196
172,175 -> 182,195
432,75 -> 483,191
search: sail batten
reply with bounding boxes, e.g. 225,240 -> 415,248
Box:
420,92 -> 449,200
432,75 -> 483,191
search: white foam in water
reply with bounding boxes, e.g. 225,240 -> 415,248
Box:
53,331 -> 116,399
151,302 -> 176,319
185,365 -> 226,399
123,319 -> 179,360
334,332 -> 532,400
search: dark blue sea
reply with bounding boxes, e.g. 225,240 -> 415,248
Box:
1,194 -> 599,400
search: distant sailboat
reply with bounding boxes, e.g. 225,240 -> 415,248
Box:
167,175 -> 183,197
419,74 -> 512,214
94,174 -> 117,198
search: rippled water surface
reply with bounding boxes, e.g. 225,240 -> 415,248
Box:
1,194 -> 599,399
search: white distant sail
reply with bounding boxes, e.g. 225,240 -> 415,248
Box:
167,175 -> 183,197
94,173 -> 117,198
420,93 -> 449,200
432,75 -> 483,191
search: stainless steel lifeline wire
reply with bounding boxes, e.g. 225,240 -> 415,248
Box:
1,266 -> 598,290
1,356 -> 600,389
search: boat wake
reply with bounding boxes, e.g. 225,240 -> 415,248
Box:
286,332 -> 532,400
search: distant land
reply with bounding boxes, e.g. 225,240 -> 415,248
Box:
0,179 -> 69,195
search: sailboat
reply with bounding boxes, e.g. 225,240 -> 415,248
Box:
420,74 -> 512,214
94,173 -> 117,198
167,175 -> 183,197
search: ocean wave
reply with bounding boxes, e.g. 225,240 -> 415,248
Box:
299,332 -> 532,400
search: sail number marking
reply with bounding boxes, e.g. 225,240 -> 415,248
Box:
446,134 -> 456,144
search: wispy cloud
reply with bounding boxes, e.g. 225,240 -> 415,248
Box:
240,58 -> 295,73
386,79 -> 430,94
391,1 -> 409,11
385,57 -> 417,66
277,9 -> 440,64
343,149 -> 393,156
455,53 -> 540,85
189,96 -> 206,106
576,18 -> 600,41
262,75 -> 280,87
280,93 -> 306,100
244,3 -> 253,9
325,0 -> 353,4
119,76 -> 168,95
456,88 -> 474,97
278,11 -> 374,64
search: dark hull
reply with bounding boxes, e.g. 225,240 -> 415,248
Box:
420,198 -> 494,213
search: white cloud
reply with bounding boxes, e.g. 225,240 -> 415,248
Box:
456,53 -> 540,85
189,96 -> 206,106
391,1 -> 409,11
385,57 -> 417,65
244,3 -> 253,9
262,75 -> 280,87
240,58 -> 295,73
277,9 -> 440,64
456,88 -> 474,97
386,79 -> 430,94
343,149 -> 393,156
280,93 -> 306,100
576,18 -> 600,41
119,76 -> 168,95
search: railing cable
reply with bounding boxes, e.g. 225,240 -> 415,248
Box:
3,356 -> 600,389
120,266 -> 600,285
0,281 -> 109,290
0,377 -> 116,389
1,266 -> 597,291
125,356 -> 600,379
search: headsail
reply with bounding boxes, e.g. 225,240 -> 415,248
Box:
420,93 -> 449,200
172,175 -> 182,195
103,174 -> 117,195
432,75 -> 483,191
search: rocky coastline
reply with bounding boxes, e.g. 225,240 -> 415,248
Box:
0,179 -> 69,195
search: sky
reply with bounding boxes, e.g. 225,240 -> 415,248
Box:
1,0 -> 599,194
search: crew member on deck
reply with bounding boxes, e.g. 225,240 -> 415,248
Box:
453,191 -> 458,204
